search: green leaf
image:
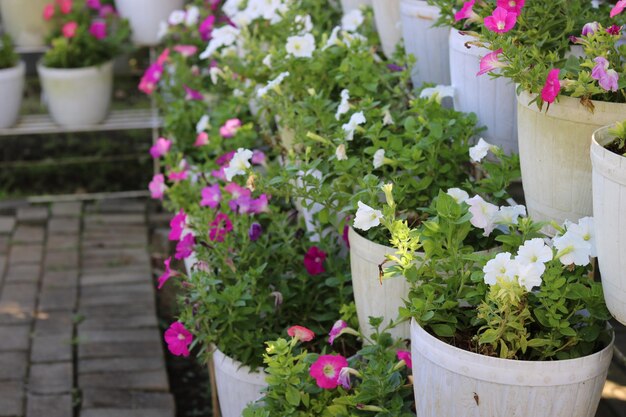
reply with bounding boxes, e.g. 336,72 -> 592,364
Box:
430,323 -> 456,338
285,385 -> 301,407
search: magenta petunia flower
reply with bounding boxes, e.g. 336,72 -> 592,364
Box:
138,63 -> 163,95
304,246 -> 327,275
199,15 -> 216,41
168,169 -> 188,183
232,195 -> 253,214
309,354 -> 349,389
89,20 -> 107,39
209,213 -> 233,242
477,48 -> 506,76
200,184 -> 222,208
541,68 -> 561,104
251,150 -> 266,165
397,350 -> 413,369
57,0 -> 72,14
610,0 -> 626,18
219,118 -> 242,138
342,224 -> 350,248
484,7 -> 517,33
582,22 -> 599,36
211,167 -> 226,181
606,24 -> 622,35
454,0 -> 477,22
194,132 -> 209,147
86,0 -> 101,9
157,48 -> 170,65
328,320 -> 347,345
248,223 -> 263,241
287,325 -> 315,342
224,182 -> 251,200
43,3 -> 55,20
173,44 -> 198,57
98,4 -> 116,17
175,233 -> 195,260
157,257 -> 173,289
496,0 -> 524,14
150,137 -> 172,159
169,209 -> 187,241
250,194 -> 269,214
149,174 -> 167,200
62,21 -> 78,38
184,85 -> 204,101
164,322 -> 193,357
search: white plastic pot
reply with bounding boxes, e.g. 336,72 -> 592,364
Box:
400,0 -> 450,87
349,227 -> 410,340
591,126 -> 626,325
0,0 -> 51,48
38,61 -> 113,127
449,29 -> 517,154
517,91 -> 626,227
0,61 -> 25,128
340,0 -> 372,13
410,319 -> 613,417
212,347 -> 267,417
372,0 -> 401,58
115,0 -> 184,46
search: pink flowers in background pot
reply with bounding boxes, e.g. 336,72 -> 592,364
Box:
164,322 -> 193,357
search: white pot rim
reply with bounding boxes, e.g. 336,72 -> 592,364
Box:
212,346 -> 267,386
37,59 -> 114,77
591,125 -> 626,185
411,318 -> 614,386
348,227 -> 397,259
0,60 -> 25,79
448,27 -> 487,56
400,0 -> 437,16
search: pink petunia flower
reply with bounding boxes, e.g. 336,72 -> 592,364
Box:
157,48 -> 170,65
610,0 -> 626,18
606,24 -> 622,35
175,233 -> 195,260
477,48 -> 506,76
149,174 -> 167,200
582,22 -> 599,36
169,209 -> 187,241
184,85 -> 204,101
219,118 -> 242,138
86,0 -> 101,10
250,194 -> 269,214
211,167 -> 226,181
397,350 -> 413,369
484,7 -> 517,33
194,132 -> 209,147
216,151 -> 236,166
157,257 -> 173,289
287,325 -> 315,342
304,246 -> 327,275
541,68 -> 561,104
309,354 -> 349,389
200,184 -> 222,208
89,20 -> 107,39
199,15 -> 216,41
337,367 -> 351,389
43,3 -> 55,20
328,320 -> 347,345
98,4 -> 116,17
150,137 -> 172,159
56,0 -> 72,14
173,44 -> 198,57
138,63 -> 163,95
164,322 -> 193,357
251,150 -> 266,165
209,213 -> 233,242
167,169 -> 188,183
454,0 -> 480,23
496,0 -> 524,14
592,57 -> 619,92
224,182 -> 250,200
62,21 -> 78,38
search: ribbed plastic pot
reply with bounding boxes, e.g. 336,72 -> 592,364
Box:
0,61 -> 25,128
38,61 -> 113,127
115,0 -> 184,46
400,0 -> 450,87
372,0 -> 401,58
517,90 -> 626,226
449,29 -> 517,154
340,0 -> 372,13
0,0 -> 51,47
212,347 -> 267,417
410,319 -> 614,417
591,126 -> 626,325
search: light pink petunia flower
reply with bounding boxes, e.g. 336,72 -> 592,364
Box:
454,0 -> 478,22
57,0 -> 72,14
484,7 -> 517,33
287,325 -> 315,342
173,44 -> 198,57
200,184 -> 221,208
328,320 -> 347,345
86,0 -> 101,10
150,137 -> 172,159
219,119 -> 242,138
149,174 -> 167,200
541,68 -> 561,104
309,354 -> 349,389
194,132 -> 209,147
610,0 -> 626,18
477,48 -> 506,76
62,21 -> 78,38
592,56 -> 619,92
43,4 -> 55,20
164,322 -> 193,357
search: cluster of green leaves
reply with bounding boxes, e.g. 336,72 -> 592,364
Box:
608,119 -> 626,154
243,319 -> 414,417
0,34 -> 18,69
43,0 -> 131,68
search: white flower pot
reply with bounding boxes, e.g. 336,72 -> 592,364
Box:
591,126 -> 626,325
372,0 -> 401,58
517,91 -> 626,226
115,0 -> 184,46
449,29 -> 518,154
410,319 -> 613,417
0,61 -> 25,128
349,227 -> 410,340
0,0 -> 51,47
38,61 -> 114,127
340,0 -> 372,13
400,0 -> 450,87
212,347 -> 267,417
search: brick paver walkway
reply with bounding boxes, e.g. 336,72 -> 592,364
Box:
0,199 -> 174,417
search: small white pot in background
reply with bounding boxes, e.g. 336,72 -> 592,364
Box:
0,0 -> 51,48
400,0 -> 450,88
340,0 -> 372,13
115,0 -> 185,47
449,29 -> 518,154
0,61 -> 25,128
372,0 -> 401,58
38,61 -> 114,127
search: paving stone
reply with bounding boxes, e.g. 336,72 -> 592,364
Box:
48,218 -> 81,235
8,244 -> 43,266
0,236 -> 10,254
4,264 -> 41,284
0,325 -> 31,351
28,362 -> 72,394
12,226 -> 45,244
0,216 -> 16,234
78,329 -> 161,345
38,286 -> 77,312
0,255 -> 6,276
81,269 -> 152,286
84,214 -> 145,225
78,341 -> 162,359
30,335 -> 73,363
0,351 -> 28,380
86,200 -> 146,214
81,389 -> 174,411
82,253 -> 151,270
26,394 -> 72,417
79,357 -> 166,374
51,201 -> 82,217
78,303 -> 156,320
45,250 -> 79,271
78,369 -> 169,391
78,314 -> 158,330
0,381 -> 24,416
0,283 -> 38,323
80,285 -> 154,308
33,311 -> 74,337
16,207 -> 48,224
41,270 -> 79,289
46,234 -> 80,251
81,409 -> 174,417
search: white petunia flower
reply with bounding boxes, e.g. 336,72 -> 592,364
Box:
294,14 -> 313,33
420,85 -> 455,102
515,238 -> 552,275
469,138 -> 494,163
373,149 -> 385,169
209,67 -> 222,85
565,217 -> 597,257
483,252 -> 518,286
168,10 -> 186,25
466,195 -> 498,236
185,6 -> 200,26
286,33 -> 316,58
262,54 -> 272,68
493,205 -> 527,226
342,31 -> 367,47
157,21 -> 169,40
335,144 -> 347,161
353,201 -> 383,231
446,188 -> 470,204
516,262 -> 543,291
224,148 -> 253,181
383,109 -> 394,126
342,111 -> 366,141
341,9 -> 364,32
324,26 -> 341,49
196,115 -> 210,134
257,71 -> 289,98
200,26 -> 240,59
222,0 -> 244,17
335,89 -> 350,120
553,231 -> 592,267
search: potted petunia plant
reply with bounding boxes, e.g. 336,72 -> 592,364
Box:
38,0 -> 131,127
0,34 -> 26,128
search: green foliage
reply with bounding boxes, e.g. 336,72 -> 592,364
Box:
0,34 -> 18,69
